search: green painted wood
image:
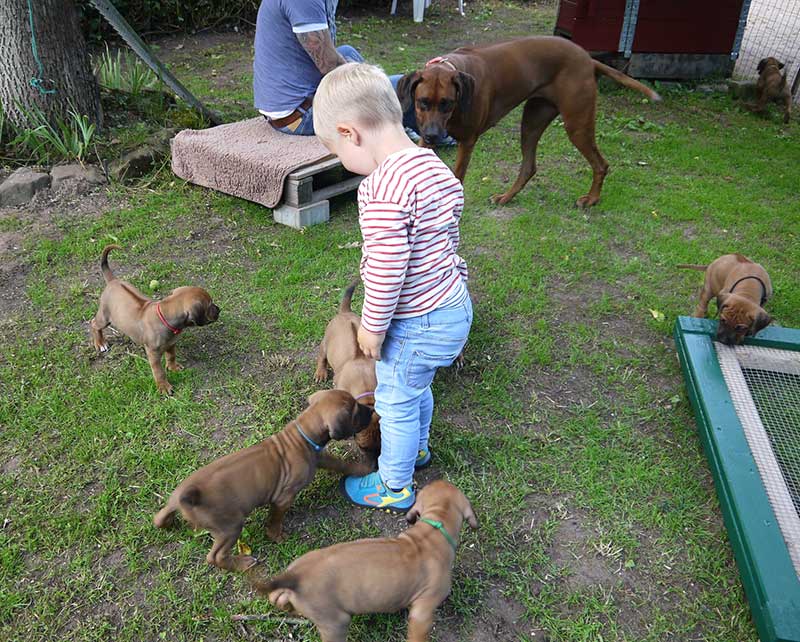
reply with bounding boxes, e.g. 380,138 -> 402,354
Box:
674,316 -> 800,642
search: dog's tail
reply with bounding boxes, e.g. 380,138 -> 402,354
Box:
100,244 -> 122,283
676,263 -> 708,271
153,495 -> 179,528
339,279 -> 360,314
593,61 -> 661,102
250,572 -> 300,611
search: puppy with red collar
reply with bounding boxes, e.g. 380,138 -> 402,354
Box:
679,253 -> 772,345
91,245 -> 220,394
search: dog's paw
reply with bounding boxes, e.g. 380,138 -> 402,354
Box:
453,351 -> 465,370
157,381 -> 174,395
166,362 -> 184,372
575,195 -> 599,209
313,368 -> 329,383
95,342 -> 110,353
266,528 -> 285,543
490,192 -> 512,205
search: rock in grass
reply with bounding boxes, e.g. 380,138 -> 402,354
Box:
0,167 -> 51,207
50,164 -> 106,191
109,128 -> 179,183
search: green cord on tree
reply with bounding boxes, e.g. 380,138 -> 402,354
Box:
27,0 -> 57,95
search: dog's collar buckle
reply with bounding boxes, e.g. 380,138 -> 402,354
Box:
156,302 -> 182,335
425,56 -> 457,72
419,517 -> 458,551
295,420 -> 324,452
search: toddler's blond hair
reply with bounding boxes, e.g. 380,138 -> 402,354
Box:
313,63 -> 403,141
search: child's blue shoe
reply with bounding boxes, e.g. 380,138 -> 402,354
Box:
339,471 -> 415,514
415,448 -> 432,469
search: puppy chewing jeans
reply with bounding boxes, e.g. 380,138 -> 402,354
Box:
375,295 -> 472,490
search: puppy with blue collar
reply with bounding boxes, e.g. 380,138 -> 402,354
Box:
153,390 -> 375,571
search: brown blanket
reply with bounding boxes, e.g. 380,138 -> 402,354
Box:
171,118 -> 332,208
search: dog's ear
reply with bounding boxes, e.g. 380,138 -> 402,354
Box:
757,58 -> 768,73
406,498 -> 422,524
463,500 -> 479,530
396,71 -> 422,112
778,60 -> 785,69
453,71 -> 475,113
751,311 -> 773,335
307,390 -> 326,406
716,293 -> 729,315
352,402 -> 374,430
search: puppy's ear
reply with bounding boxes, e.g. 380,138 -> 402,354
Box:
757,58 -> 768,73
778,61 -> 785,69
396,71 -> 421,112
463,501 -> 479,530
751,311 -> 773,335
406,499 -> 422,524
716,292 -> 729,316
453,71 -> 475,113
307,390 -> 326,406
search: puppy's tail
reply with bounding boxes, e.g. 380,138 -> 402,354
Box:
676,263 -> 708,271
593,61 -> 661,102
250,572 -> 300,611
100,244 -> 122,283
339,279 -> 360,314
153,495 -> 179,528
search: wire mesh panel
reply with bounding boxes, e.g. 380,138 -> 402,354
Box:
717,343 -> 800,578
735,0 -> 800,104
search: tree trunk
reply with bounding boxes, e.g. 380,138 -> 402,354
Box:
0,0 -> 101,131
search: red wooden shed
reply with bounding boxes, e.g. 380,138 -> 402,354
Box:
554,0 -> 751,79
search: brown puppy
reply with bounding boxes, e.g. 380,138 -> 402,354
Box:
315,281 -> 380,461
91,245 -> 220,394
251,479 -> 478,642
679,253 -> 773,345
750,57 -> 792,124
153,390 -> 374,571
396,36 -> 660,208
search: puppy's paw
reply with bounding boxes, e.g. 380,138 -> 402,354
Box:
95,342 -> 110,353
313,367 -> 329,383
266,528 -> 285,543
576,195 -> 599,209
453,350 -> 465,370
166,362 -> 184,372
157,381 -> 174,395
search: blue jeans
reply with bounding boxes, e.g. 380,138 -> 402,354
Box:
389,73 -> 419,132
375,294 -> 472,489
276,45 -> 364,136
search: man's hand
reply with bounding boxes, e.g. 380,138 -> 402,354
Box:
358,326 -> 385,361
296,29 -> 347,75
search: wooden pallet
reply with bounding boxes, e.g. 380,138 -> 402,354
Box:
273,155 -> 363,229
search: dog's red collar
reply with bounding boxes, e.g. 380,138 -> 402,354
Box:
156,302 -> 182,335
426,56 -> 457,71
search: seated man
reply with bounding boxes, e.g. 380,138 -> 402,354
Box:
254,0 -> 363,135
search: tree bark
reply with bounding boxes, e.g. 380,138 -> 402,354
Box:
0,0 -> 102,131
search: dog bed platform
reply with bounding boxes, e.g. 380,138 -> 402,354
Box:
674,316 -> 800,642
171,118 -> 362,229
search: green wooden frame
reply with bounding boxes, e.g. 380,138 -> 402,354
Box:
674,316 -> 800,642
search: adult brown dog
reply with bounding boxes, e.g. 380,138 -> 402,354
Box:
91,245 -> 220,394
679,253 -> 773,345
750,57 -> 792,124
250,479 -> 478,642
315,281 -> 380,462
153,390 -> 374,571
396,36 -> 660,207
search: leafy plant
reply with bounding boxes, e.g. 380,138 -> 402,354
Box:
94,46 -> 160,96
12,105 -> 96,164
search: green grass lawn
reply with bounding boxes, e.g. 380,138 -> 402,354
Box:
1,2 -> 799,641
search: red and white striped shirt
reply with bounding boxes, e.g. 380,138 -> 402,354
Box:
358,146 -> 468,334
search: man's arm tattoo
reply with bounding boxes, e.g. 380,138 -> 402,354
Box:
297,29 -> 347,75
